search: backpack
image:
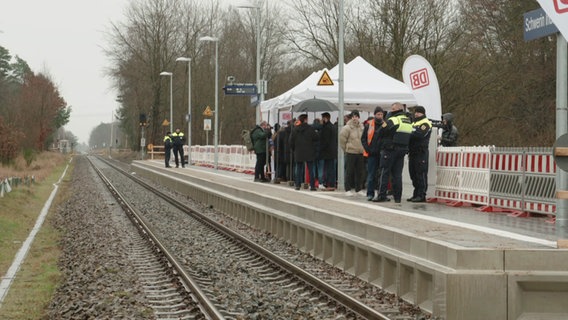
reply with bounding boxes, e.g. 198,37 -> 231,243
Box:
242,129 -> 255,151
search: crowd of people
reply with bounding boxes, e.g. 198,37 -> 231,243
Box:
168,102 -> 454,204
249,102 -> 459,203
162,104 -> 459,203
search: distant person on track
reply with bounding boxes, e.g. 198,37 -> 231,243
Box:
163,131 -> 173,168
408,106 -> 432,203
171,128 -> 185,168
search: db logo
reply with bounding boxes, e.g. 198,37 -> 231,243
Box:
409,68 -> 430,90
555,0 -> 568,13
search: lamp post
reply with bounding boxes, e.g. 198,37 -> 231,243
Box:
237,1 -> 262,124
159,71 -> 173,132
199,36 -> 219,170
176,57 -> 192,166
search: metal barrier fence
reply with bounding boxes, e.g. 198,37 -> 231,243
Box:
0,176 -> 36,198
183,144 -> 557,215
488,147 -> 556,215
435,146 -> 556,216
435,146 -> 491,206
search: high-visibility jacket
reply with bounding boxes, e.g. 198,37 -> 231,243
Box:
164,135 -> 173,149
171,132 -> 184,146
390,113 -> 412,146
363,120 -> 375,157
410,116 -> 432,151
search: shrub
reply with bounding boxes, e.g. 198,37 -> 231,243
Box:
23,148 -> 36,167
0,117 -> 25,165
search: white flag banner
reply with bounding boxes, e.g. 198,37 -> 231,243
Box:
536,0 -> 568,38
402,55 -> 442,121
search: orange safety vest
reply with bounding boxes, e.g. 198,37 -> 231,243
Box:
363,120 -> 375,157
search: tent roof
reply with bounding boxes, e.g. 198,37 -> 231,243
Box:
260,56 -> 416,113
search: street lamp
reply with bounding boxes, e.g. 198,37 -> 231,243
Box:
159,71 -> 173,132
199,36 -> 219,170
237,1 -> 262,124
176,57 -> 192,166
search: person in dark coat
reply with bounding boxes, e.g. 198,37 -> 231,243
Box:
312,118 -> 324,188
439,113 -> 458,147
289,114 -> 319,191
163,131 -> 173,168
276,121 -> 292,181
319,112 -> 338,189
251,121 -> 271,182
361,106 -> 385,200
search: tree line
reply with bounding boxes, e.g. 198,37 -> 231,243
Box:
106,0 -> 556,150
0,46 -> 72,164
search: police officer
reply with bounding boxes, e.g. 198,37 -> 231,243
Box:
408,106 -> 432,202
171,128 -> 185,168
373,102 -> 412,203
163,131 -> 173,168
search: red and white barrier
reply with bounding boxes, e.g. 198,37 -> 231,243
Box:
434,147 -> 491,206
486,148 -> 556,216
187,144 -> 557,216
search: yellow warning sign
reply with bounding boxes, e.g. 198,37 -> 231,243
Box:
162,119 -> 169,127
203,106 -> 213,117
317,70 -> 334,86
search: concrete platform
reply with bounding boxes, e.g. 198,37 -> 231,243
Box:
132,160 -> 568,320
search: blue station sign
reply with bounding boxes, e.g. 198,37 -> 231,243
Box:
524,8 -> 559,41
223,84 -> 257,96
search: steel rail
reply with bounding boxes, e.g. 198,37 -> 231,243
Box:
89,157 -> 225,320
100,156 -> 391,320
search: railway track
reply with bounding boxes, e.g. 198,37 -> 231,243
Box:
91,155 -> 422,319
90,157 -> 223,319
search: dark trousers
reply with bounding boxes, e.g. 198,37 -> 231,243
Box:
255,152 -> 267,180
377,148 -> 407,201
365,154 -> 380,198
164,148 -> 172,167
409,150 -> 429,198
277,161 -> 288,180
345,153 -> 364,192
323,158 -> 336,188
295,161 -> 315,189
173,145 -> 185,167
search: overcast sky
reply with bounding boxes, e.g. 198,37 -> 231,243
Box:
0,0 -> 131,144
0,0 -> 267,145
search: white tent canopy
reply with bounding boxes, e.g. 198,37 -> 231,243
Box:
260,56 -> 417,123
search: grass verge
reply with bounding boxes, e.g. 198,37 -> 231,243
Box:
0,154 -> 72,319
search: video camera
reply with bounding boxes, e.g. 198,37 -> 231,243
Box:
431,119 -> 443,128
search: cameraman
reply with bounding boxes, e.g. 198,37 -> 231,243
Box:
433,113 -> 458,147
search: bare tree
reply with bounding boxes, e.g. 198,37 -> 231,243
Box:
106,0 -> 187,148
454,0 -> 555,145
